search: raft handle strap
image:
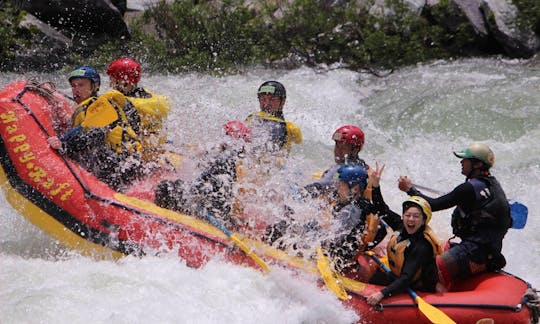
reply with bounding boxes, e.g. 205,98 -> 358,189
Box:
14,84 -> 94,196
379,302 -> 522,312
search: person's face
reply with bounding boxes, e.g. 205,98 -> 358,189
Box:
337,181 -> 362,204
460,158 -> 473,176
70,78 -> 95,104
402,206 -> 424,234
334,141 -> 359,164
258,94 -> 284,114
110,77 -> 135,95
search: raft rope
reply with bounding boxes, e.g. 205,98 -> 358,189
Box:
366,270 -> 540,324
11,81 -> 228,254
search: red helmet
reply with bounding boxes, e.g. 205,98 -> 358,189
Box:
106,57 -> 141,84
332,125 -> 365,148
223,120 -> 252,142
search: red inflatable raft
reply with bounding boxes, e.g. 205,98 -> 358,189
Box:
0,80 -> 538,324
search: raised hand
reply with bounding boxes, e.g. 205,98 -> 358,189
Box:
370,161 -> 385,188
398,175 -> 413,192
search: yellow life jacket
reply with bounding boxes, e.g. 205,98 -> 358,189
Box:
358,212 -> 380,250
387,225 -> 443,280
245,111 -> 302,153
71,96 -> 97,126
127,89 -> 171,160
74,91 -> 142,155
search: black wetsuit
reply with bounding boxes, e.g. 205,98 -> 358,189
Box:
372,226 -> 439,296
62,101 -> 142,191
407,175 -> 510,281
155,143 -> 243,229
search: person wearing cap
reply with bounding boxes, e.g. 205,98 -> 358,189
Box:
47,66 -> 144,191
68,65 -> 101,105
397,143 -> 512,291
245,81 -> 302,154
305,125 -> 371,199
321,163 -> 397,271
366,196 -> 443,305
106,57 -> 171,162
50,66 -> 101,135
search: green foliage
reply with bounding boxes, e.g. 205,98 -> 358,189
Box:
513,0 -> 540,34
127,0 -> 260,73
86,0 -> 458,72
3,0 -> 537,73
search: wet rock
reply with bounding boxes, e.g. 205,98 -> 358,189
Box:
14,0 -> 129,45
14,13 -> 71,70
481,0 -> 540,57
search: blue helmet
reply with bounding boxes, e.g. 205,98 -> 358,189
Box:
338,164 -> 368,189
68,66 -> 101,86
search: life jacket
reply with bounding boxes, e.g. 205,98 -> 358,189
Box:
127,88 -> 171,160
245,111 -> 302,153
359,213 -> 382,250
72,91 -> 142,155
387,225 -> 442,284
451,176 -> 511,238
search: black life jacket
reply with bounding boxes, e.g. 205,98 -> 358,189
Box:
451,176 -> 511,238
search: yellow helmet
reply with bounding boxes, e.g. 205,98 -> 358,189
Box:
403,196 -> 432,224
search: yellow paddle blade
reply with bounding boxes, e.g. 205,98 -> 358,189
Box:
338,275 -> 366,294
230,234 -> 270,273
81,93 -> 120,128
415,295 -> 456,324
316,248 -> 348,300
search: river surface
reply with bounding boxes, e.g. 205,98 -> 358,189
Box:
1,56 -> 539,323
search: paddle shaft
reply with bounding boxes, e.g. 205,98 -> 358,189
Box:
61,125 -> 83,141
204,212 -> 270,273
367,253 -> 457,324
412,183 -> 527,229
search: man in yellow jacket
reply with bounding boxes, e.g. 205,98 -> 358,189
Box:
106,57 -> 171,161
245,81 -> 302,155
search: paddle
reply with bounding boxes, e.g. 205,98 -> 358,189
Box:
204,212 -> 270,273
366,251 -> 456,324
316,247 -> 349,300
61,92 -> 121,141
204,208 -> 352,298
412,183 -> 528,229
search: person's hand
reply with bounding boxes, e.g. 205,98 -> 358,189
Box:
398,176 -> 413,192
366,291 -> 384,305
370,162 -> 385,188
47,136 -> 62,150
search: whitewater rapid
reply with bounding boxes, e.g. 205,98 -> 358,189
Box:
1,56 -> 539,323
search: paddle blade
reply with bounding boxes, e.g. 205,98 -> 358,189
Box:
338,275 -> 366,294
230,234 -> 270,273
414,294 -> 456,324
81,93 -> 120,128
316,248 -> 348,300
509,200 -> 527,229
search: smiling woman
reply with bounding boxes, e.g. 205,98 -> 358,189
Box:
366,196 -> 442,305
